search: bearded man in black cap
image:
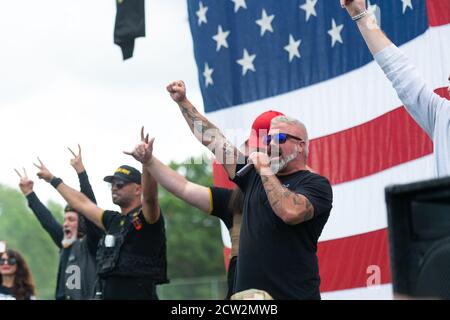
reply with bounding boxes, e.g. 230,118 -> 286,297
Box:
33,150 -> 168,299
15,145 -> 102,300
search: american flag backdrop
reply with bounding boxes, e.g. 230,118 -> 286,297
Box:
187,0 -> 450,299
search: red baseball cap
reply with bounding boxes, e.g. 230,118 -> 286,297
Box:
247,110 -> 285,148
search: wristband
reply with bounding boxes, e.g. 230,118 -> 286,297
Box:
352,10 -> 368,21
50,177 -> 63,189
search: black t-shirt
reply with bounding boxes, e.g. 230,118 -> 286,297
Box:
100,207 -> 168,299
0,285 -> 15,300
102,208 -> 166,264
233,165 -> 333,300
0,285 -> 34,300
209,187 -> 233,229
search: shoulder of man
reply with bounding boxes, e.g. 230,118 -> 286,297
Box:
137,207 -> 165,228
101,210 -> 123,230
288,170 -> 332,193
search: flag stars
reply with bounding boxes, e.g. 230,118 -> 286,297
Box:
255,9 -> 275,36
299,0 -> 318,22
327,18 -> 344,48
212,25 -> 230,51
196,1 -> 208,26
231,0 -> 247,13
203,63 -> 214,87
284,34 -> 302,62
236,49 -> 256,76
401,0 -> 413,14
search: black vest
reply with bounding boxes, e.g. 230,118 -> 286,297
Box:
55,238 -> 97,300
96,209 -> 168,284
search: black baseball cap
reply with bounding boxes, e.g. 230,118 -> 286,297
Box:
103,165 -> 141,185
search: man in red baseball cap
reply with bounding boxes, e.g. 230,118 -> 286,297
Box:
167,80 -> 332,300
246,110 -> 285,151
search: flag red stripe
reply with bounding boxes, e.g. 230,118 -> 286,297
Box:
308,106 -> 433,185
223,247 -> 231,272
213,161 -> 236,189
308,88 -> 449,186
318,229 -> 391,292
427,0 -> 450,27
214,88 -> 448,188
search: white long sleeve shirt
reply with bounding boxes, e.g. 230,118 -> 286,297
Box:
374,44 -> 450,177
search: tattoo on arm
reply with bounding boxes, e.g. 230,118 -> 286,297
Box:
262,175 -> 315,223
180,105 -> 210,136
179,103 -> 239,165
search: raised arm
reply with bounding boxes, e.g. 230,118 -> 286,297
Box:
341,0 -> 450,138
166,80 -> 242,179
124,127 -> 160,224
15,168 -> 63,248
124,128 -> 211,213
141,165 -> 160,224
68,145 -> 103,254
340,0 -> 391,55
34,159 -> 105,230
68,144 -> 97,204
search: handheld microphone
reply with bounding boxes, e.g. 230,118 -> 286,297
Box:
235,163 -> 254,178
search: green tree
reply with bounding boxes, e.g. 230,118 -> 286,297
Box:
159,156 -> 228,299
0,184 -> 62,299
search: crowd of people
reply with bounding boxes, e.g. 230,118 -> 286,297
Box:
1,0 -> 449,300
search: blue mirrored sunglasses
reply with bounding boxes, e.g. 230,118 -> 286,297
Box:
264,133 -> 303,145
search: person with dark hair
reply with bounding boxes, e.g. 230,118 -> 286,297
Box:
0,249 -> 36,300
15,145 -> 102,300
33,144 -> 168,300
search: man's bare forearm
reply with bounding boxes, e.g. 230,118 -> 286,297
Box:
260,173 -> 314,225
55,183 -> 104,229
146,157 -> 188,199
177,98 -> 239,178
141,166 -> 160,224
145,157 -> 211,213
177,98 -> 218,145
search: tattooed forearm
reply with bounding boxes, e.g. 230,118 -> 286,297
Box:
261,174 -> 314,224
180,104 -> 210,135
177,100 -> 240,178
261,175 -> 284,212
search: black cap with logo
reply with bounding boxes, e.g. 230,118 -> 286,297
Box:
103,165 -> 141,185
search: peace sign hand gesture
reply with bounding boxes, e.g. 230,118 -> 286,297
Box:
33,158 -> 55,183
68,144 -> 85,174
14,168 -> 34,196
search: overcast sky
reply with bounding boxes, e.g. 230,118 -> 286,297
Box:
0,0 -> 208,210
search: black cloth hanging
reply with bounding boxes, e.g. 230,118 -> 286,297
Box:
114,0 -> 145,60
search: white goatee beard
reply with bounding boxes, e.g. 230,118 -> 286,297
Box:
61,234 -> 77,248
270,149 -> 298,174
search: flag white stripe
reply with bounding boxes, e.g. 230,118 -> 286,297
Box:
320,155 -> 434,241
321,284 -> 393,300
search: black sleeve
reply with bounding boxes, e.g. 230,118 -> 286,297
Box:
102,210 -> 120,231
78,171 -> 97,204
231,161 -> 253,192
26,192 -> 63,248
78,171 -> 103,255
210,187 -> 233,229
294,175 -> 333,218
